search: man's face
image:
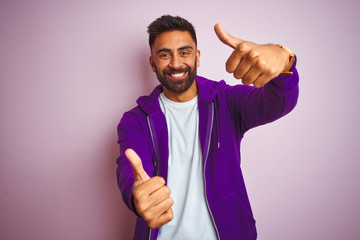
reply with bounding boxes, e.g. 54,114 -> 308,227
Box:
150,30 -> 200,93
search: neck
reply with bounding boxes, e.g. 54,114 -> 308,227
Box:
163,80 -> 197,102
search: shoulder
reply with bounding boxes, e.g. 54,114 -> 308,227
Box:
119,106 -> 145,128
196,75 -> 228,101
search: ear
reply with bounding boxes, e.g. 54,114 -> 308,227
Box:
196,49 -> 201,68
149,56 -> 156,72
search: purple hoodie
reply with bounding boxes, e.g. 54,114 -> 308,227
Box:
116,60 -> 299,240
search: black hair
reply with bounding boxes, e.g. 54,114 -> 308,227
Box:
147,15 -> 197,49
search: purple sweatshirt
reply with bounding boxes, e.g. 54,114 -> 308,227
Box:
116,60 -> 299,240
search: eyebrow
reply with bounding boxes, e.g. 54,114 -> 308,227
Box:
156,46 -> 194,55
178,46 -> 193,51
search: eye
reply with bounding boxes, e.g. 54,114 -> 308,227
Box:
180,51 -> 190,56
159,53 -> 170,58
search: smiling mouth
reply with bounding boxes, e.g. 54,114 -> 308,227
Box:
164,66 -> 190,79
170,72 -> 185,78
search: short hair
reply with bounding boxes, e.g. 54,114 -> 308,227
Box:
147,15 -> 197,49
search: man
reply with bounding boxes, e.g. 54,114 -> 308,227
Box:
116,15 -> 298,240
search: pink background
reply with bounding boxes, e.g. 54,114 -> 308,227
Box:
1,0 -> 359,239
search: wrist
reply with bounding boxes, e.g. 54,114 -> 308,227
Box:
277,44 -> 295,76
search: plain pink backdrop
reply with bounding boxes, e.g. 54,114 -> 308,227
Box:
1,0 -> 359,239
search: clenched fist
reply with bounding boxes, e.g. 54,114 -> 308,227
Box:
125,149 -> 174,229
214,24 -> 291,88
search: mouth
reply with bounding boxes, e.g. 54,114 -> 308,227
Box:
165,68 -> 188,80
170,71 -> 185,78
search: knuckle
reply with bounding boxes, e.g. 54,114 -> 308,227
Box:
242,78 -> 250,85
167,210 -> 174,221
237,42 -> 248,52
148,220 -> 157,229
133,191 -> 143,202
225,62 -> 233,73
136,204 -> 146,214
248,50 -> 258,60
256,59 -> 266,69
133,187 -> 147,200
142,212 -> 150,221
163,186 -> 171,196
168,197 -> 174,206
253,82 -> 261,88
153,176 -> 165,185
142,211 -> 153,222
233,72 -> 241,79
269,67 -> 277,75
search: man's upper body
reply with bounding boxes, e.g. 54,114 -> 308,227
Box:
116,15 -> 299,240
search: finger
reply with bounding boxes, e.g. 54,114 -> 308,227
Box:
157,204 -> 174,225
225,49 -> 242,73
242,67 -> 262,86
149,185 -> 171,206
145,198 -> 174,229
135,176 -> 166,198
125,148 -> 150,182
233,58 -> 252,79
153,197 -> 174,213
250,58 -> 279,87
252,72 -> 274,88
225,42 -> 252,73
214,23 -> 244,49
152,200 -> 174,228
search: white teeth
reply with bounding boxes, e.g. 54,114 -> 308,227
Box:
171,72 -> 185,78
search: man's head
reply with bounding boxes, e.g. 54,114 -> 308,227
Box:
147,15 -> 197,50
147,15 -> 200,97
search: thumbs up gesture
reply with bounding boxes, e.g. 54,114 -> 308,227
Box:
125,149 -> 174,229
214,24 -> 291,88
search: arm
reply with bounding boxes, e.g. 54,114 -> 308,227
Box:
223,61 -> 299,133
215,24 -> 299,133
116,111 -> 154,212
116,111 -> 173,228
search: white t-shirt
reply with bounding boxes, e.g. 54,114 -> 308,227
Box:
157,92 -> 217,240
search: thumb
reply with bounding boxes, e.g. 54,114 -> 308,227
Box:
125,148 -> 150,182
214,23 -> 244,49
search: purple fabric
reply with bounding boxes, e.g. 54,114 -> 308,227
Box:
116,60 -> 299,240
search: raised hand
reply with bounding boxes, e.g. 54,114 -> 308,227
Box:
125,149 -> 174,229
214,24 -> 291,88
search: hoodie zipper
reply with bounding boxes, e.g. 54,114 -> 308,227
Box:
147,116 -> 160,176
146,116 -> 160,240
203,103 -> 220,239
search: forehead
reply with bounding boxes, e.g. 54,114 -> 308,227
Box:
152,30 -> 196,52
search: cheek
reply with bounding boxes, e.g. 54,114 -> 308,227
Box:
187,59 -> 197,68
156,60 -> 169,70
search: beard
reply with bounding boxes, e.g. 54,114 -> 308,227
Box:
154,59 -> 197,94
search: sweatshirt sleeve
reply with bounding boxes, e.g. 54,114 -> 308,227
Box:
116,110 -> 154,213
223,56 -> 299,134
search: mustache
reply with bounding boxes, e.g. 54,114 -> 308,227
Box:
163,66 -> 191,75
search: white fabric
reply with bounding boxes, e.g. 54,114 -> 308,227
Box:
157,92 -> 217,240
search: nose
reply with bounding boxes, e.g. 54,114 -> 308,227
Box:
169,55 -> 182,69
